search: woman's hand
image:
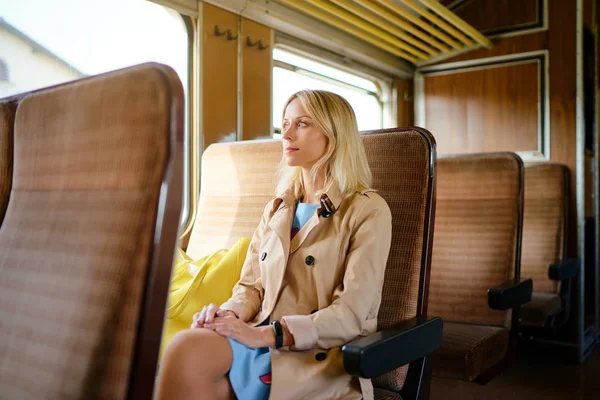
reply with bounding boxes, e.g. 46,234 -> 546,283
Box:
191,303 -> 237,328
204,315 -> 275,349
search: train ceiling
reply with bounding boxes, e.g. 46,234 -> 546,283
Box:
162,0 -> 493,76
273,0 -> 492,65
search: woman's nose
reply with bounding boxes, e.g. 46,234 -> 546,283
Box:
282,126 -> 294,141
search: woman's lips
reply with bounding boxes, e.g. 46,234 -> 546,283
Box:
285,147 -> 299,153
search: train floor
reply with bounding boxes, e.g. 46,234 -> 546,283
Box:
431,344 -> 600,399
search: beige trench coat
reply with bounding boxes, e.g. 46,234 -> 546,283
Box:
221,184 -> 392,400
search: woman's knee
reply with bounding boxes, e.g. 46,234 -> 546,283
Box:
163,329 -> 233,377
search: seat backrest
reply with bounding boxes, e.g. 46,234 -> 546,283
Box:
521,163 -> 568,294
187,139 -> 282,259
428,153 -> 523,329
187,128 -> 437,392
0,99 -> 15,226
363,128 -> 436,392
0,63 -> 183,400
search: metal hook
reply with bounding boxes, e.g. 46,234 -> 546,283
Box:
226,29 -> 238,41
257,40 -> 270,50
214,25 -> 226,36
214,25 -> 238,40
246,36 -> 270,50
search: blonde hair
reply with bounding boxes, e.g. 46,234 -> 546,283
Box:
276,90 -> 372,199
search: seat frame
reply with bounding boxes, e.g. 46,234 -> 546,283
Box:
520,164 -> 577,339
430,152 -> 530,385
0,63 -> 184,400
342,127 -> 440,400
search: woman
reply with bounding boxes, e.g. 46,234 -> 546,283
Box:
156,90 -> 392,400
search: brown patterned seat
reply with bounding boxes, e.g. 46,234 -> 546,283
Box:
0,99 -> 15,226
0,63 -> 184,399
520,164 -> 573,334
187,128 -> 439,399
429,153 -> 527,383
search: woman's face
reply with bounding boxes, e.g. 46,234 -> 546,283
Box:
282,98 -> 328,169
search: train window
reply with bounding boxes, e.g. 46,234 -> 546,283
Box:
272,48 -> 383,133
0,0 -> 193,231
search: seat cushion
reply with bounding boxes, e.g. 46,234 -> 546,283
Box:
521,291 -> 562,327
432,322 -> 509,381
374,387 -> 402,400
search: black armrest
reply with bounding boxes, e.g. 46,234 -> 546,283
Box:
488,278 -> 533,310
341,316 -> 443,379
549,259 -> 578,281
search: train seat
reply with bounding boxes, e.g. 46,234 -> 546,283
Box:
0,63 -> 183,399
187,128 -> 442,399
0,99 -> 15,227
520,163 -> 576,335
428,153 -> 532,383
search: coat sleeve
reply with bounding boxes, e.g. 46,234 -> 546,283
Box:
283,195 -> 392,350
220,202 -> 272,322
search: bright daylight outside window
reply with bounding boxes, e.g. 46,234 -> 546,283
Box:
0,0 -> 192,229
272,48 -> 383,134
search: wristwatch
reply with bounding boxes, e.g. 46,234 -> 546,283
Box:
271,320 -> 283,349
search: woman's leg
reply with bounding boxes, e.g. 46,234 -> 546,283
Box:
155,328 -> 235,400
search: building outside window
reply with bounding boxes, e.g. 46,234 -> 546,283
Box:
0,0 -> 192,230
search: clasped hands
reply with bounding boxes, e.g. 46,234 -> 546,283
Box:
191,303 -> 276,349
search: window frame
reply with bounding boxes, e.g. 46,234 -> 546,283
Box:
272,39 -> 395,130
176,13 -> 197,239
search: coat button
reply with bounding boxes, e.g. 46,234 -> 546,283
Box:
261,252 -> 267,261
305,255 -> 315,266
315,352 -> 327,361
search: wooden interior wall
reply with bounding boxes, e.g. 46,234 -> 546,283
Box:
584,0 -> 596,219
447,0 -> 540,35
585,0 -> 594,30
241,19 -> 272,140
201,4 -> 273,148
424,61 -> 540,155
395,78 -> 414,127
202,3 -> 238,148
421,0 -> 578,257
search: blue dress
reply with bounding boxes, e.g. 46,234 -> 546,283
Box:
227,202 -> 319,400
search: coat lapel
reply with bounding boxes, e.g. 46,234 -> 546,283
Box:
268,190 -> 295,259
268,204 -> 293,255
289,212 -> 319,254
288,183 -> 345,254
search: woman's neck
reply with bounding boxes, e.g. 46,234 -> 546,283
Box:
301,168 -> 325,204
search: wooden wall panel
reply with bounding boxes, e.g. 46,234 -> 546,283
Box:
241,19 -> 272,140
424,62 -> 540,154
584,0 -> 594,29
395,78 -> 414,126
421,0 -> 577,256
433,31 -> 546,64
548,0 -> 577,257
202,3 -> 237,148
450,0 -> 540,35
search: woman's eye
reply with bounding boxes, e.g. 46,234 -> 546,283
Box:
298,121 -> 307,127
282,122 -> 289,129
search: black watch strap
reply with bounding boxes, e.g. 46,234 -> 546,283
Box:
271,320 -> 283,349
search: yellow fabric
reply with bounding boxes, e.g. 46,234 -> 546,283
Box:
160,237 -> 251,358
